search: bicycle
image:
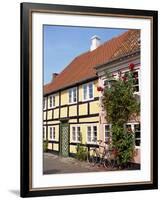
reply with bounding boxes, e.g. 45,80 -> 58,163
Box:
86,140 -> 103,166
102,148 -> 116,169
87,140 -> 116,169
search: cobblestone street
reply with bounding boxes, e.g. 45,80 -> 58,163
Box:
43,152 -> 108,174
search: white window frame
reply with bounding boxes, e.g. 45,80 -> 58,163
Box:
82,82 -> 94,101
43,126 -> 46,140
104,124 -> 112,143
86,125 -> 97,144
43,97 -> 47,110
125,122 -> 141,149
68,87 -> 77,104
71,126 -> 81,143
49,127 -> 55,140
102,69 -> 140,94
121,68 -> 140,94
132,70 -> 140,94
49,95 -> 55,108
103,79 -> 114,88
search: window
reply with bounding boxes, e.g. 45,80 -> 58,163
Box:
126,123 -> 141,147
83,82 -> 94,100
103,80 -> 111,88
87,126 -> 91,143
103,70 -> 140,92
69,87 -> 77,103
43,126 -> 46,139
123,70 -> 139,93
104,124 -> 111,142
134,124 -> 140,147
49,127 -> 55,140
72,127 -> 76,141
87,125 -> 97,143
43,98 -> 46,110
83,84 -> 87,100
89,82 -> 93,99
49,95 -> 55,108
125,124 -> 132,132
132,71 -> 139,92
71,126 -> 81,142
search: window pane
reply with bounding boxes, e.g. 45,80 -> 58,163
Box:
87,136 -> 91,142
77,127 -> 81,141
43,127 -> 45,139
73,88 -> 77,102
93,126 -> 97,142
43,98 -> 45,109
105,133 -> 109,139
135,132 -> 140,138
69,90 -> 72,103
87,126 -> 91,142
105,125 -> 110,132
134,124 -> 140,146
53,96 -> 55,107
104,80 -> 109,87
53,127 -> 55,139
50,127 -> 52,139
72,127 -> 76,141
126,124 -> 131,129
135,139 -> 140,146
134,124 -> 140,131
126,124 -> 132,133
50,96 -> 52,107
133,71 -> 139,92
105,125 -> 110,141
89,83 -> 93,99
83,85 -> 87,100
133,85 -> 139,92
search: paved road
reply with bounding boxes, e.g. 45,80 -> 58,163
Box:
43,152 -> 108,174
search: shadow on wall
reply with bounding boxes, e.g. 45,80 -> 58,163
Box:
9,189 -> 20,197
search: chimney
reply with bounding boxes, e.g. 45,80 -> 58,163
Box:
52,73 -> 59,82
90,35 -> 101,51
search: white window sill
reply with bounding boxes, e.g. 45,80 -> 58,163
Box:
68,102 -> 77,105
82,97 -> 94,102
86,142 -> 98,145
71,141 -> 81,143
133,91 -> 140,95
48,106 -> 57,109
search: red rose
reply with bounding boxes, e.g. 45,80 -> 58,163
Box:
97,86 -> 100,91
97,86 -> 104,92
129,63 -> 135,71
122,76 -> 127,82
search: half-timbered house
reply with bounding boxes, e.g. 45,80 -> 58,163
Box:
43,30 -> 140,164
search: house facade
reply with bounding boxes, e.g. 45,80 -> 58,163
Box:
43,30 -> 141,164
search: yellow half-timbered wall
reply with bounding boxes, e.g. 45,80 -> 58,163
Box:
43,79 -> 100,156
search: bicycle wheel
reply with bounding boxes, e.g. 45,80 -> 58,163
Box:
110,159 -> 115,169
103,159 -> 112,169
91,155 -> 98,166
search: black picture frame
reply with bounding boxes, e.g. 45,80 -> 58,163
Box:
21,2 -> 158,197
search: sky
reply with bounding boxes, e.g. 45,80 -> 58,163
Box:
43,25 -> 127,84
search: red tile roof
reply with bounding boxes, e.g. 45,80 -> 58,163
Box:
44,30 -> 140,95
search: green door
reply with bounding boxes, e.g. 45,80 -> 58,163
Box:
60,122 -> 69,157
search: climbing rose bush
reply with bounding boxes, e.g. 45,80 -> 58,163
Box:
102,65 -> 140,166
